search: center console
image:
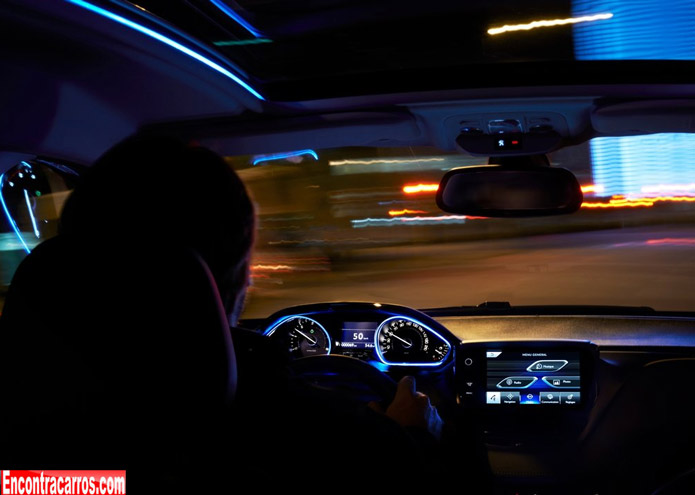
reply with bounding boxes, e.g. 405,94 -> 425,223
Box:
455,341 -> 600,491
456,340 -> 598,412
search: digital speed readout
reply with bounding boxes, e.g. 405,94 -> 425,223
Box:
340,322 -> 376,349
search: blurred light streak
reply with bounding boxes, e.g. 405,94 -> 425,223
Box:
330,158 -> 445,166
252,149 -> 318,165
352,215 -> 468,228
23,190 -> 40,239
0,173 -> 31,253
209,0 -> 265,38
488,13 -> 613,35
582,194 -> 695,208
251,257 -> 331,273
214,38 -> 272,46
329,156 -> 481,176
403,183 -> 439,194
65,0 -> 265,101
581,184 -> 605,194
646,238 -> 695,246
252,264 -> 293,271
388,209 -> 428,216
641,183 -> 695,195
250,273 -> 270,279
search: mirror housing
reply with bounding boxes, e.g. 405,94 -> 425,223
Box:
436,165 -> 583,217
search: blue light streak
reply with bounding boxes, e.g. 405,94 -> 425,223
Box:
23,190 -> 40,239
252,149 -> 319,166
374,315 -> 451,367
209,0 -> 264,38
65,0 -> 265,101
0,173 -> 31,254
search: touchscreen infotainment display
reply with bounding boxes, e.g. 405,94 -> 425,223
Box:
485,350 -> 581,406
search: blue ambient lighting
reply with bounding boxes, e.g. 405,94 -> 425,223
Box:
209,0 -> 264,38
374,315 -> 451,367
263,315 -> 332,354
252,149 -> 319,166
0,173 -> 31,254
65,0 -> 265,101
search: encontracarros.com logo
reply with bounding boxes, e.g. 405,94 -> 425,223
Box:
1,471 -> 125,495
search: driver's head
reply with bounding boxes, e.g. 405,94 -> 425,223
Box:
60,135 -> 255,323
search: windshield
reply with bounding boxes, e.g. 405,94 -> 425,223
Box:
228,133 -> 695,318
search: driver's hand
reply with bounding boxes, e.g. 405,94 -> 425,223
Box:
369,376 -> 443,440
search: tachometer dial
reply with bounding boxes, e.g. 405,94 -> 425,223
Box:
375,316 -> 451,366
283,316 -> 331,358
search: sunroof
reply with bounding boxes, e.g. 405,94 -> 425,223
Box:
121,0 -> 695,101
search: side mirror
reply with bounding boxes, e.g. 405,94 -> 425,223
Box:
436,166 -> 583,217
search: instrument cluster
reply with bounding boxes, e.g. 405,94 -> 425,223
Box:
260,303 -> 454,367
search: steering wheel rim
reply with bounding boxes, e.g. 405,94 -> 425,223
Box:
287,354 -> 397,403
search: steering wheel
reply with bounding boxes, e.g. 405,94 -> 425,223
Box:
287,354 -> 398,404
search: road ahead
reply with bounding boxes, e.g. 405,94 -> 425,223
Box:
242,225 -> 695,318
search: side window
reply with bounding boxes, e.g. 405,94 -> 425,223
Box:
0,160 -> 79,294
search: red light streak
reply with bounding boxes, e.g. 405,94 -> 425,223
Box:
646,238 -> 695,246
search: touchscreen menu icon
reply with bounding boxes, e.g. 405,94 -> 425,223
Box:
561,392 -> 581,405
540,391 -> 561,404
501,391 -> 520,404
486,392 -> 501,404
520,392 -> 539,404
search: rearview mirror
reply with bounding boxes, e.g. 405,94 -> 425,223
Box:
436,166 -> 583,217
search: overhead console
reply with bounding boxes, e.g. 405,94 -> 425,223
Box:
445,112 -> 569,156
457,340 -> 598,412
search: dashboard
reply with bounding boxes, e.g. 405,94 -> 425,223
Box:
250,301 -> 695,494
257,302 -> 598,411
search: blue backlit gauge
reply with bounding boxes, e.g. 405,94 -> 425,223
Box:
282,316 -> 331,358
375,316 -> 451,366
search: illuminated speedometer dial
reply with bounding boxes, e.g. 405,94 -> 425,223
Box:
376,316 -> 451,366
285,316 -> 331,358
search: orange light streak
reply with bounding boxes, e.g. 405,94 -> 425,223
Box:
488,13 -> 614,35
388,209 -> 428,216
580,184 -> 605,194
252,264 -> 293,271
582,195 -> 695,209
402,183 -> 439,194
